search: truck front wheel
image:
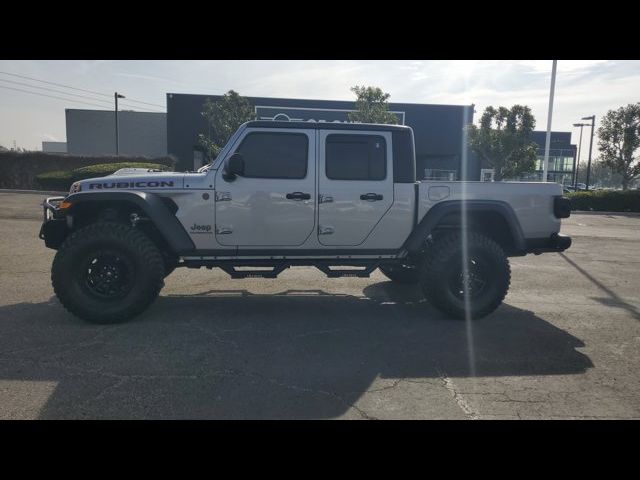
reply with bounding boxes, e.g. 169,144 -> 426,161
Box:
420,231 -> 511,319
51,222 -> 165,324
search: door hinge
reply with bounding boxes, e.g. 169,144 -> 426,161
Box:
319,194 -> 334,204
318,225 -> 334,235
215,225 -> 233,234
215,191 -> 232,202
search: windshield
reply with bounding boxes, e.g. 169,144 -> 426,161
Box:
197,125 -> 246,172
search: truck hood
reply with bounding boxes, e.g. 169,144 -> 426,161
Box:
109,167 -> 169,176
77,169 -> 185,192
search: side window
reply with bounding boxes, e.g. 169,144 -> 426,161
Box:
235,132 -> 308,179
325,134 -> 386,181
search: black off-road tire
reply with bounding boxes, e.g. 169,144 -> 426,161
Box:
379,263 -> 420,284
52,222 -> 165,324
420,231 -> 511,320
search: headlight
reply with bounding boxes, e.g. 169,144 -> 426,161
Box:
69,182 -> 82,194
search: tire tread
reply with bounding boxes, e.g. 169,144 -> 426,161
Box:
52,222 -> 165,323
421,231 -> 511,319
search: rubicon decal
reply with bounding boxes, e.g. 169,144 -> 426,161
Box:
88,181 -> 175,189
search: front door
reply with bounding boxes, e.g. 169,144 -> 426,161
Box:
214,128 -> 316,246
317,130 -> 393,246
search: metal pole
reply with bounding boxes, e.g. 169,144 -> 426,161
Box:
574,125 -> 584,189
115,92 -> 119,156
542,60 -> 557,182
585,116 -> 595,191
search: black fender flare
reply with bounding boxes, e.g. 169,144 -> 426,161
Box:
403,200 -> 526,254
64,191 -> 195,254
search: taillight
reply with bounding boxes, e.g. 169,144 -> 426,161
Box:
554,196 -> 571,218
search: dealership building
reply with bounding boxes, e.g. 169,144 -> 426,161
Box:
166,93 -> 480,180
528,131 -> 577,185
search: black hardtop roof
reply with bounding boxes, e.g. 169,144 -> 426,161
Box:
244,120 -> 412,132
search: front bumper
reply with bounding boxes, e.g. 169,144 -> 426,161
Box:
39,196 -> 68,249
525,233 -> 572,255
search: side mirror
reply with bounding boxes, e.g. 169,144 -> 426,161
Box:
223,153 -> 245,181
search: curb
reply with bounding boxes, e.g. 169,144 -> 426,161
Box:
0,189 -> 66,195
572,210 -> 640,216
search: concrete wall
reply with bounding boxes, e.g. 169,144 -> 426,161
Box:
65,109 -> 167,157
42,141 -> 67,153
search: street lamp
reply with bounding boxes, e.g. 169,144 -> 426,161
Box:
115,92 -> 126,155
581,115 -> 596,191
542,60 -> 558,182
572,123 -> 589,189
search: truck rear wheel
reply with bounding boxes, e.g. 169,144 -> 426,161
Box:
420,231 -> 510,319
52,222 -> 165,324
378,263 -> 420,284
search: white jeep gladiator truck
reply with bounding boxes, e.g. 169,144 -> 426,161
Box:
39,121 -> 572,323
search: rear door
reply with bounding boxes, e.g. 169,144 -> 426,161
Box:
317,130 -> 393,246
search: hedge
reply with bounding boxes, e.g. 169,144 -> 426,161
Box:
0,151 -> 176,190
36,162 -> 171,191
567,190 -> 640,212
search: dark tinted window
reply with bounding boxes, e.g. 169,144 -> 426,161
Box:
236,132 -> 308,179
392,130 -> 416,183
326,134 -> 386,181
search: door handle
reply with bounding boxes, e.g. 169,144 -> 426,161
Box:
360,193 -> 383,201
286,192 -> 311,201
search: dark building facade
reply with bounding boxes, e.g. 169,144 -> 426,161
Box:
522,131 -> 577,185
166,93 -> 480,180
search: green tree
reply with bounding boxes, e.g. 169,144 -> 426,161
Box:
597,103 -> 640,190
348,86 -> 399,124
576,159 -> 623,188
467,105 -> 538,181
198,90 -> 255,159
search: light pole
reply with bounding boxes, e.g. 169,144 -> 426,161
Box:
542,60 -> 558,182
115,92 -> 125,155
572,123 -> 589,189
581,115 -> 596,190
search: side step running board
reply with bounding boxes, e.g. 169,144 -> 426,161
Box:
200,261 -> 383,280
217,264 -> 289,279
313,264 -> 379,278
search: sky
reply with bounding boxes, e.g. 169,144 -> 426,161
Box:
1,60 -> 639,153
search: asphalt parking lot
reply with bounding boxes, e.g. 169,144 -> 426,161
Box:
1,191 -> 639,419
